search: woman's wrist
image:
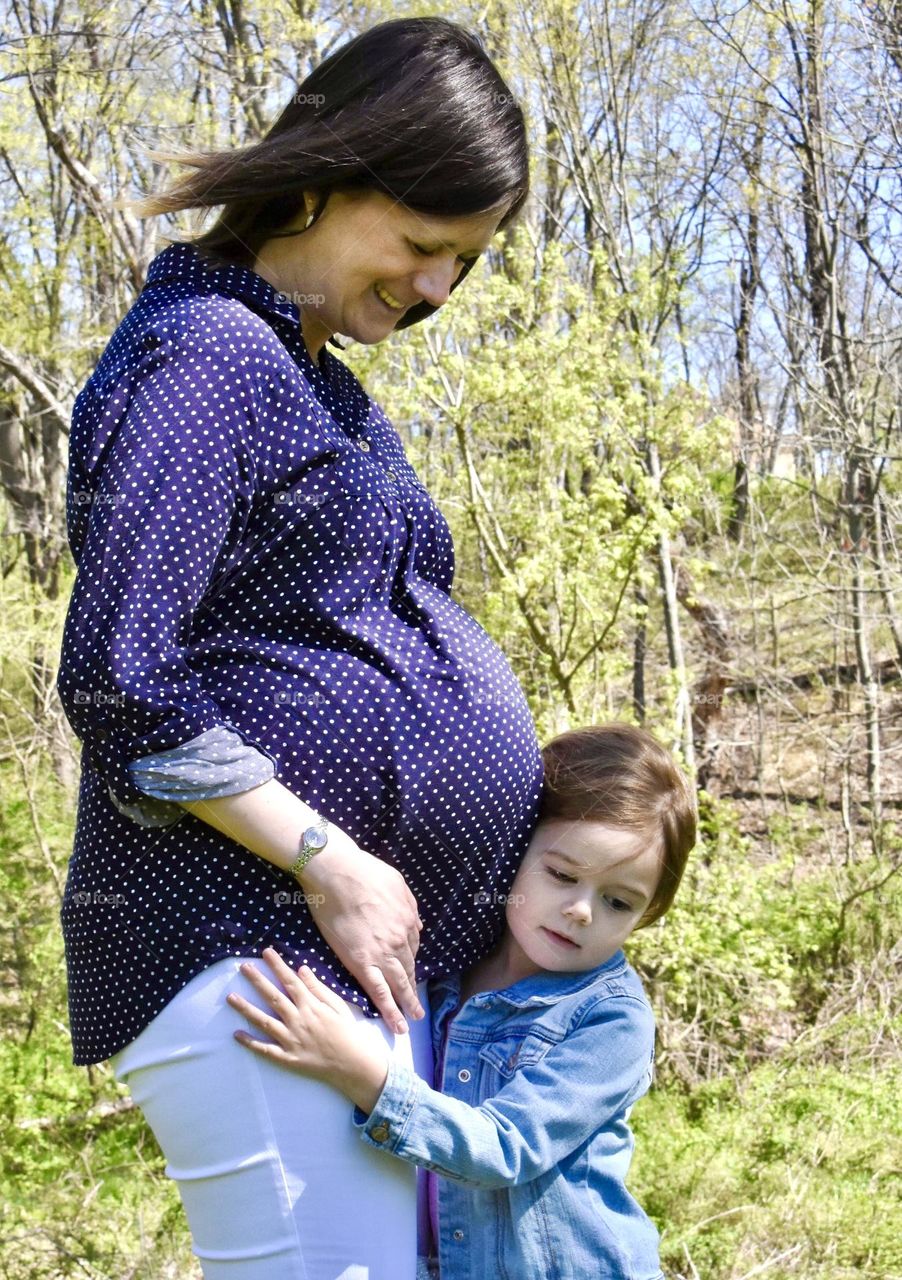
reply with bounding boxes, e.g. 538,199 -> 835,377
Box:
177,777 -> 357,877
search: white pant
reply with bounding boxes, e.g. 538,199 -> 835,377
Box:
110,957 -> 434,1279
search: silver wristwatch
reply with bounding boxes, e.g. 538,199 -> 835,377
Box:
288,814 -> 329,880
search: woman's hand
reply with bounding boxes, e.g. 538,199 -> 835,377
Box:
298,838 -> 425,1035
177,778 -> 424,1033
228,946 -> 392,1114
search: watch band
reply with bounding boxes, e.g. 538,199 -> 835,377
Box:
288,814 -> 329,880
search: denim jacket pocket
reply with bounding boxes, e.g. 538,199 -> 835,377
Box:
477,1027 -> 561,1080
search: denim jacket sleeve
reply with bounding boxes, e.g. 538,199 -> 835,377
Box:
352,994 -> 655,1189
56,328 -> 273,809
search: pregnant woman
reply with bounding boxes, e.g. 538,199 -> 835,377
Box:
55,17 -> 542,1280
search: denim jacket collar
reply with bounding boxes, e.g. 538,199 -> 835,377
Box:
430,948 -> 629,1021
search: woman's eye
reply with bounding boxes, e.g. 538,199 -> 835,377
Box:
412,242 -> 478,266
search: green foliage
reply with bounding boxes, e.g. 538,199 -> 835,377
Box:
0,759 -> 198,1278
623,803 -> 902,1278
631,1059 -> 902,1279
347,229 -> 730,730
629,794 -> 902,1082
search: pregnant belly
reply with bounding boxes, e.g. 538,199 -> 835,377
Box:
189,585 -> 543,942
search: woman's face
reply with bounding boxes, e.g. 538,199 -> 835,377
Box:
251,188 -> 511,361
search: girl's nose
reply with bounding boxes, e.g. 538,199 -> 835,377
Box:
412,256 -> 463,308
564,896 -> 592,926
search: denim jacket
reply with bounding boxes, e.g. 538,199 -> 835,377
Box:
352,949 -> 664,1280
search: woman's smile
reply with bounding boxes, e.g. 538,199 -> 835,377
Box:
251,190 -> 509,361
374,283 -> 406,310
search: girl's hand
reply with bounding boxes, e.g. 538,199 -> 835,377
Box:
227,946 -> 392,1114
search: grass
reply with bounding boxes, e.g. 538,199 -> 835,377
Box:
631,1057 -> 902,1279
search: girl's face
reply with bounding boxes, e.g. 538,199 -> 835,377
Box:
251,188 -> 510,360
500,819 -> 663,982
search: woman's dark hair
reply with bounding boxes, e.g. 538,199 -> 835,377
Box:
539,723 -> 698,930
121,17 -> 530,333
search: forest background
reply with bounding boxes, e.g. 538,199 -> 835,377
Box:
0,0 -> 900,1276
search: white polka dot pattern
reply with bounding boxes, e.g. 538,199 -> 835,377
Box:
120,723 -> 277,826
56,242 -> 543,1066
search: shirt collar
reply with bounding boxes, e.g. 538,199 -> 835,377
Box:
485,950 -> 628,1008
143,240 -> 334,375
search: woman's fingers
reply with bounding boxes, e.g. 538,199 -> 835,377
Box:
354,945 -> 423,1033
357,963 -> 409,1034
382,952 -> 425,1022
297,846 -> 424,1033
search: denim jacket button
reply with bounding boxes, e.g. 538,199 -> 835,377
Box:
457,1068 -> 471,1083
452,1229 -> 465,1241
370,1122 -> 390,1143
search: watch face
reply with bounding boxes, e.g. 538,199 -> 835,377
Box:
304,824 -> 328,851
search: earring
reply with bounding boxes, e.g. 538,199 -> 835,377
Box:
305,210 -> 315,229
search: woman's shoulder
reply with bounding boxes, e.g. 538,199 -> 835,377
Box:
82,289 -> 295,399
138,291 -> 297,375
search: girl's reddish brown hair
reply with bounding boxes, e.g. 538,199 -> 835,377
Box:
539,722 -> 697,928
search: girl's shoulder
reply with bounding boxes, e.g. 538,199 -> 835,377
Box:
524,959 -> 655,1045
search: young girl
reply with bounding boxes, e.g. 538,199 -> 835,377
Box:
227,723 -> 696,1279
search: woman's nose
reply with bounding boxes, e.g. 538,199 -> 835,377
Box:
412,257 -> 463,308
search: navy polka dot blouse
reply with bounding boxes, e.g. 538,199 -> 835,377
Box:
56,241 -> 543,1066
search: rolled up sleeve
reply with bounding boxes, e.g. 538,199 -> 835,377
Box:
56,330 -> 270,809
108,725 -> 277,827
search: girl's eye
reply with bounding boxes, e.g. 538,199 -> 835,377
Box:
546,867 -> 577,884
411,243 -> 436,256
605,897 -> 633,913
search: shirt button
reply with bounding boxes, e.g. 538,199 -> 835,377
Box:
370,1122 -> 390,1143
386,467 -> 397,481
357,439 -> 371,452
452,1229 -> 465,1242
457,1068 -> 471,1083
